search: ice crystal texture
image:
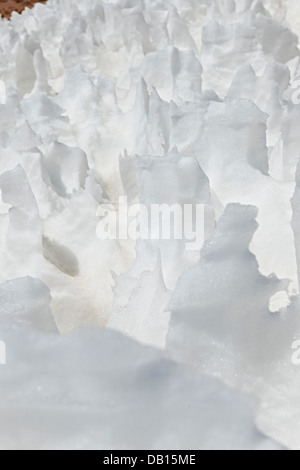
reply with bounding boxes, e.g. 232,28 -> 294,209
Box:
0,0 -> 300,450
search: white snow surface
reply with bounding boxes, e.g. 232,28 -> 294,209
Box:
0,0 -> 300,450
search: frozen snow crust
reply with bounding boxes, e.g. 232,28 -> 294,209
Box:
0,0 -> 300,450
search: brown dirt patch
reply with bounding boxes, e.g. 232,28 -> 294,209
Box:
0,0 -> 46,19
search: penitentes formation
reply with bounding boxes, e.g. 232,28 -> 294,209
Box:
1,0 -> 300,452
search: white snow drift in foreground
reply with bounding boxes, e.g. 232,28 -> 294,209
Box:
0,0 -> 300,450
